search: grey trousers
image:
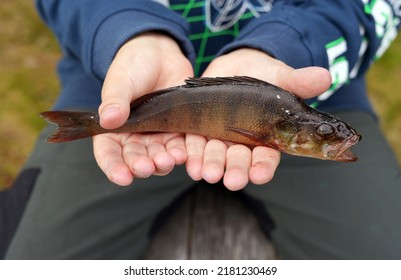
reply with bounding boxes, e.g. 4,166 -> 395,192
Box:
5,111 -> 401,259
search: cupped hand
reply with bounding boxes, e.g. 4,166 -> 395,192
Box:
93,32 -> 193,186
185,48 -> 332,191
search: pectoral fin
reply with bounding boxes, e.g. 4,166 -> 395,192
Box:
225,127 -> 271,146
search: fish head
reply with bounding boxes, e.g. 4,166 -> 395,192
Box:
274,112 -> 361,162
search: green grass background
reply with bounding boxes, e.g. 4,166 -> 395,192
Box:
0,1 -> 400,190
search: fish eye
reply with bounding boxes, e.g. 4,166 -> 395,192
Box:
317,124 -> 335,138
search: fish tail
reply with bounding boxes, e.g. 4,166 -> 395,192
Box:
40,111 -> 100,143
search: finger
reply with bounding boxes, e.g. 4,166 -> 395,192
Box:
93,135 -> 134,186
223,145 -> 252,191
202,139 -> 227,184
122,141 -> 155,178
147,142 -> 176,176
277,66 -> 332,99
249,146 -> 280,185
99,70 -> 133,130
99,42 -> 157,130
165,134 -> 187,165
185,134 -> 207,181
203,48 -> 331,100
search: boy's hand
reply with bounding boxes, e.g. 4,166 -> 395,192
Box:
185,48 -> 332,190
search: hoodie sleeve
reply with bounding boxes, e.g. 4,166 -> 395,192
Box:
35,0 -> 196,80
218,0 -> 400,99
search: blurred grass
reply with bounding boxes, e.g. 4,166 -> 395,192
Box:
0,1 -> 60,189
0,1 -> 400,190
366,37 -> 401,162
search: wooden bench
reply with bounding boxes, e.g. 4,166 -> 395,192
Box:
143,184 -> 276,259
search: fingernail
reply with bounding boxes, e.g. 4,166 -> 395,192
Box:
101,104 -> 119,119
133,170 -> 150,179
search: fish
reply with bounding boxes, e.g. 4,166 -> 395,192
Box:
40,76 -> 361,162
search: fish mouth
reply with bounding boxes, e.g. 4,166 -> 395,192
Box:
325,134 -> 361,162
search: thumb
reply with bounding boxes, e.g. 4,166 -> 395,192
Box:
99,68 -> 134,130
277,66 -> 332,99
204,48 -> 332,100
98,41 -> 157,130
98,32 -> 193,130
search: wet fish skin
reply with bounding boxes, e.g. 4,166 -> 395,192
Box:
40,76 -> 361,162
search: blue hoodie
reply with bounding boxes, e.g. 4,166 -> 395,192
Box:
36,0 -> 400,114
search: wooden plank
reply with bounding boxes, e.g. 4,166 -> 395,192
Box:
143,184 -> 275,260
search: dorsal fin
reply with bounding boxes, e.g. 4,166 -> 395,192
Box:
184,76 -> 271,88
